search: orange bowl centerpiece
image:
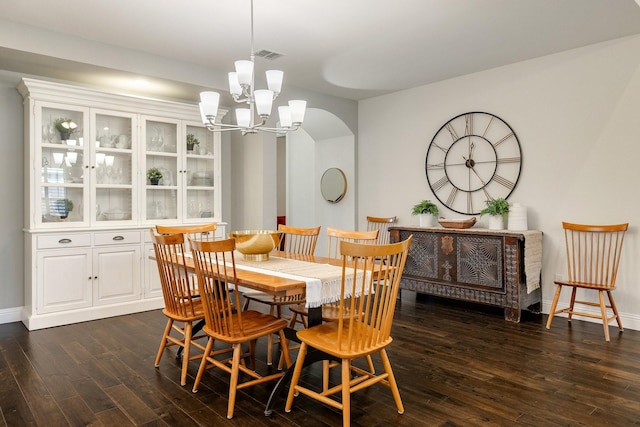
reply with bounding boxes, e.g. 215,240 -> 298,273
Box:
228,230 -> 282,261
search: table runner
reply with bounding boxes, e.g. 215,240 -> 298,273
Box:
185,252 -> 363,308
234,255 -> 358,308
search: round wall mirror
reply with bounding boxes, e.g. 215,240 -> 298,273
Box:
321,168 -> 347,203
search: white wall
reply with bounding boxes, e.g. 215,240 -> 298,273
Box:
286,109 -> 355,255
358,35 -> 640,330
0,71 -> 24,321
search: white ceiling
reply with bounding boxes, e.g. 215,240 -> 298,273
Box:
2,0 -> 640,102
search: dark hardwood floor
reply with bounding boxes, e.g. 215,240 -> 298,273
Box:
2,292 -> 640,426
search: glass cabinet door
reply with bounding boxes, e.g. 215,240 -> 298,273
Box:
141,117 -> 179,222
39,104 -> 89,225
92,110 -> 137,224
184,124 -> 217,221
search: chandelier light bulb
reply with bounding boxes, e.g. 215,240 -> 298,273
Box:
236,108 -> 251,128
199,91 -> 220,123
235,60 -> 254,86
289,100 -> 307,124
254,90 -> 274,117
228,72 -> 242,96
278,106 -> 292,128
266,70 -> 283,94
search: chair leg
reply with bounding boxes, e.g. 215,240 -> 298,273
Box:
365,355 -> 375,374
323,360 -> 330,392
180,321 -> 193,386
248,339 -> 256,371
341,358 -> 351,427
285,342 -> 308,412
568,287 -> 577,322
598,291 -> 610,342
155,318 -> 173,366
192,337 -> 214,393
545,285 -> 562,330
278,330 -> 292,369
226,344 -> 243,419
380,349 -> 404,414
608,291 -> 623,331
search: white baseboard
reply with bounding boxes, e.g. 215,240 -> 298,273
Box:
0,306 -> 24,324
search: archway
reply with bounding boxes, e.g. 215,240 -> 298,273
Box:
282,108 -> 355,254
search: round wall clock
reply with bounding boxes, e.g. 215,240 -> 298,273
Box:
425,112 -> 522,215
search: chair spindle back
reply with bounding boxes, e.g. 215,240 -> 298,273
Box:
335,236 -> 412,353
150,230 -> 199,318
563,222 -> 628,289
189,238 -> 245,338
366,216 -> 397,245
278,224 -> 321,255
326,227 -> 379,260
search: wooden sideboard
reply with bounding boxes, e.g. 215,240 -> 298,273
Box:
390,226 -> 542,322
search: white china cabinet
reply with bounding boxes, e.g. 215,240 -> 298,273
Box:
19,78 -> 226,330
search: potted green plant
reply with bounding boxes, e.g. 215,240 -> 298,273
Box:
479,197 -> 510,230
147,167 -> 163,185
54,118 -> 78,141
411,200 -> 439,227
57,198 -> 73,219
186,133 -> 200,152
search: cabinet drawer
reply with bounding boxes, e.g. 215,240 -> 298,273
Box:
37,233 -> 91,249
94,231 -> 141,246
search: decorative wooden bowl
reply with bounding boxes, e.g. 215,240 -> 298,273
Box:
438,217 -> 477,229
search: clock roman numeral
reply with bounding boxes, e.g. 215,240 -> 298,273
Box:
482,116 -> 495,138
493,174 -> 515,189
432,141 -> 450,154
432,175 -> 449,191
426,162 -> 445,170
464,114 -> 473,136
497,156 -> 521,164
445,123 -> 459,141
447,187 -> 458,207
493,132 -> 514,147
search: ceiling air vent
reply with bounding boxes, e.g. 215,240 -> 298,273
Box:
254,49 -> 284,60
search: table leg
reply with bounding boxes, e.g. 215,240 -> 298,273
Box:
264,305 -> 329,416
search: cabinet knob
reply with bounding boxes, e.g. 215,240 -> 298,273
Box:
58,238 -> 72,244
113,235 -> 125,241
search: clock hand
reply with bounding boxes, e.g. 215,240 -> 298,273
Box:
469,165 -> 488,187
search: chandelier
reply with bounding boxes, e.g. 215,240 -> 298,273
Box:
198,0 -> 306,135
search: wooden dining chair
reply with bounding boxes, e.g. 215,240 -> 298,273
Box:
366,215 -> 397,245
156,222 -> 217,249
288,227 -> 379,328
242,224 -> 321,366
150,229 -> 208,386
188,237 -> 292,419
546,222 -> 628,342
288,226 -> 379,384
155,222 -> 217,359
285,235 -> 413,426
